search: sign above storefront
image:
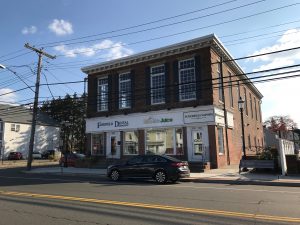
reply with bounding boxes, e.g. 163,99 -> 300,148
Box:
183,110 -> 214,124
86,106 -> 233,132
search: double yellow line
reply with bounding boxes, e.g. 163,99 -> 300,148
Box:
0,190 -> 299,223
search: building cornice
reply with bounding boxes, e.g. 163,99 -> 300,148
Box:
81,34 -> 263,99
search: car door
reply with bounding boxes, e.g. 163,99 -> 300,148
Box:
123,156 -> 144,177
140,156 -> 157,177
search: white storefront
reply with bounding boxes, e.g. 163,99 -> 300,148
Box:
86,106 -> 233,162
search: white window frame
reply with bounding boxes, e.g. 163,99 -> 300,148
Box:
97,77 -> 108,112
178,58 -> 196,101
145,128 -> 183,155
217,127 -> 224,154
150,65 -> 165,105
119,72 -> 131,109
217,63 -> 224,102
11,124 -> 20,132
123,130 -> 139,155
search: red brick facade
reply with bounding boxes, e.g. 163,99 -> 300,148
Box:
83,35 -> 264,169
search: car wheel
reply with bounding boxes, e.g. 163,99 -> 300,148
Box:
155,170 -> 167,184
110,170 -> 120,181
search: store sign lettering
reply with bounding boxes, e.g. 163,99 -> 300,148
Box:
97,120 -> 129,128
184,110 -> 214,123
114,121 -> 129,127
144,116 -> 173,124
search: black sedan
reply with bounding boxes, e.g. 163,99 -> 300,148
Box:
107,155 -> 190,184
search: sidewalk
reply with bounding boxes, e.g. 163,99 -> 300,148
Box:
25,166 -> 300,186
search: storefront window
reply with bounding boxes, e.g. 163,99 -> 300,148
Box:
145,128 -> 183,155
91,133 -> 105,155
124,131 -> 139,155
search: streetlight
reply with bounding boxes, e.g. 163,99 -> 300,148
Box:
0,64 -> 6,69
238,96 -> 246,159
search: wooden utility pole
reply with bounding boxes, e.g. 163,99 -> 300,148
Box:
24,43 -> 55,170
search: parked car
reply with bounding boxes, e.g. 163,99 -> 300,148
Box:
32,151 -> 42,159
107,155 -> 190,184
8,152 -> 23,160
59,153 -> 86,167
41,150 -> 55,159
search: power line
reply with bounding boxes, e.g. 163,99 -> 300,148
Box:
45,0 -> 269,49
36,0 -> 240,47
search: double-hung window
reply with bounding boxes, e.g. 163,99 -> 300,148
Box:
97,77 -> 108,111
217,63 -> 224,102
218,127 -> 224,154
119,72 -> 131,109
150,65 -> 165,104
228,71 -> 234,107
178,58 -> 196,101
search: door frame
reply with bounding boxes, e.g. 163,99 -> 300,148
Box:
106,131 -> 121,159
187,126 -> 209,162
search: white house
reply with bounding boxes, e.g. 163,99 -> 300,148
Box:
0,104 -> 60,159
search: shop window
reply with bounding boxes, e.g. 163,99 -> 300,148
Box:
145,128 -> 183,155
218,127 -> 224,154
124,131 -> 138,155
91,133 -> 105,155
11,124 -> 20,132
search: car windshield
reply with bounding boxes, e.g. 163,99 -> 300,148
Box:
75,154 -> 85,159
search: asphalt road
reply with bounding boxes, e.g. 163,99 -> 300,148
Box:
0,167 -> 299,225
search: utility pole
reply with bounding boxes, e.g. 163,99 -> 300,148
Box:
25,43 -> 55,170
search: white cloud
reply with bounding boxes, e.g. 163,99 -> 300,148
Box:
250,29 -> 300,126
54,39 -> 134,59
48,19 -> 73,36
22,26 -> 37,35
0,88 -> 18,103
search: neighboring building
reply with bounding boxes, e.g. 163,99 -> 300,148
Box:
82,34 -> 264,169
264,127 -> 294,154
0,104 -> 60,159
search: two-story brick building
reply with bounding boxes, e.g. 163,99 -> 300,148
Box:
82,34 -> 264,169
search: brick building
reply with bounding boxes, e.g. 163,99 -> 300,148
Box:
82,34 -> 264,169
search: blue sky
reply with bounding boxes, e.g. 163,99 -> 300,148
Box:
0,0 -> 300,125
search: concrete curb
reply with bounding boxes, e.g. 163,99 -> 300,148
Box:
23,170 -> 300,187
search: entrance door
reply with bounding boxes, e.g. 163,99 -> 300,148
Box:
106,132 -> 121,159
187,127 -> 209,162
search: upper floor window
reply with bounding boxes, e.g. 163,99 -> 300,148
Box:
217,63 -> 224,102
11,124 -> 20,132
249,93 -> 253,118
228,71 -> 234,107
178,58 -> 196,101
244,87 -> 248,116
254,97 -> 258,121
119,72 -> 131,109
97,77 -> 108,111
150,65 -> 165,104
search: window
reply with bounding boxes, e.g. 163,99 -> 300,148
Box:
248,134 -> 251,150
119,72 -> 131,109
11,124 -> 20,132
249,93 -> 253,118
217,63 -> 224,102
217,127 -> 224,154
91,133 -> 105,155
259,101 -> 262,122
228,71 -> 234,107
145,128 -> 183,155
150,65 -> 165,104
97,77 -> 108,111
0,120 -> 3,132
123,131 -> 138,155
244,87 -> 248,116
254,97 -> 258,121
178,58 -> 196,101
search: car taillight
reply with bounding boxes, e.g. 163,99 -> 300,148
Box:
171,162 -> 184,167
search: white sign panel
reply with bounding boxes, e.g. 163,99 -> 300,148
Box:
183,110 -> 214,124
